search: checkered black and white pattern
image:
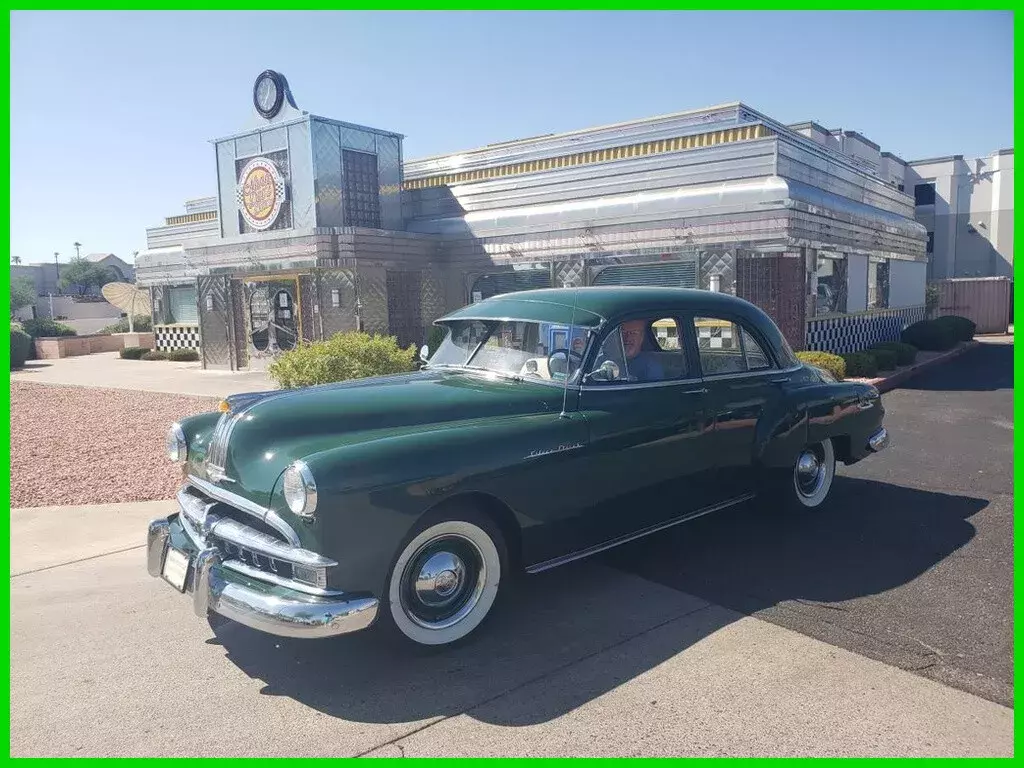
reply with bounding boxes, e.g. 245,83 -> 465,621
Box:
697,324 -> 735,349
805,306 -> 927,354
155,324 -> 201,351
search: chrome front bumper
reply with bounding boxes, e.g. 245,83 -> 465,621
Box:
868,427 -> 890,453
147,517 -> 379,639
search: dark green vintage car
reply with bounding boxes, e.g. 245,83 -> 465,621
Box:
147,287 -> 889,646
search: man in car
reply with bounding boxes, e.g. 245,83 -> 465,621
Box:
618,319 -> 665,382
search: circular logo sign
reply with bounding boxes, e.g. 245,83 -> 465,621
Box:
237,157 -> 286,231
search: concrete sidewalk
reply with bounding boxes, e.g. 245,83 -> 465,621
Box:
11,351 -> 274,398
9,500 -> 1014,757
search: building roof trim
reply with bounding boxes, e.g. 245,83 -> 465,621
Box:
908,154 -> 965,166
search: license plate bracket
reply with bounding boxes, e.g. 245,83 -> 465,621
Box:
162,547 -> 190,592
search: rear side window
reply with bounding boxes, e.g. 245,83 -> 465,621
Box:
693,317 -> 775,376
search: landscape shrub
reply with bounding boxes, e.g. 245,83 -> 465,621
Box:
10,324 -> 32,369
140,350 -> 168,361
841,352 -> 879,378
900,319 -> 958,351
268,331 -> 418,389
795,350 -> 845,381
869,341 -> 918,366
933,314 -> 976,342
99,315 -> 153,334
21,318 -> 76,338
167,348 -> 200,362
119,346 -> 147,360
864,347 -> 897,372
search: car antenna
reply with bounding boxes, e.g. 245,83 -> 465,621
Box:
559,285 -> 579,420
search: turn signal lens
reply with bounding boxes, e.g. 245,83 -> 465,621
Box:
218,400 -> 231,413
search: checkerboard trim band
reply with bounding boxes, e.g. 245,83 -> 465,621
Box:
805,306 -> 927,355
155,324 -> 201,351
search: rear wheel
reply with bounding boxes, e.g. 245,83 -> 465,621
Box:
762,438 -> 836,512
384,511 -> 505,647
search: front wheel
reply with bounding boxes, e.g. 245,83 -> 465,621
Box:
384,512 -> 505,647
762,438 -> 836,512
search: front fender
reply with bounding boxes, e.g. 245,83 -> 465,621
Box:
296,413 -> 589,595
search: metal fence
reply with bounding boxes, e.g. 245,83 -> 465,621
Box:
933,277 -> 1011,334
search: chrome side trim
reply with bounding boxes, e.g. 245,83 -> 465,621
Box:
146,518 -> 170,577
525,493 -> 756,574
698,364 -> 803,383
222,560 -> 345,597
186,475 -> 301,547
581,376 -> 703,391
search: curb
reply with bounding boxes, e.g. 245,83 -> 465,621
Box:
850,341 -> 979,394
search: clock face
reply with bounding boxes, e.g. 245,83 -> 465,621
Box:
253,71 -> 285,118
255,77 -> 277,111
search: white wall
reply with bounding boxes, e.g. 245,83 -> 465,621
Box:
34,296 -> 123,320
889,260 -> 927,307
846,253 -> 868,312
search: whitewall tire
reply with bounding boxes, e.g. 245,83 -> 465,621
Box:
791,438 -> 836,509
386,516 -> 504,647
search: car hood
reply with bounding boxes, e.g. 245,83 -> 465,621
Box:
201,368 -> 566,504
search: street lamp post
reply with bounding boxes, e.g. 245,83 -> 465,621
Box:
53,252 -> 60,295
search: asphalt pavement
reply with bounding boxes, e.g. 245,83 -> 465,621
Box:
604,340 -> 1015,707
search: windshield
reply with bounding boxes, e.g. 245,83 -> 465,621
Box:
428,319 -> 590,382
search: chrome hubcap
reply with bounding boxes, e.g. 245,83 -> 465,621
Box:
795,447 -> 827,497
401,534 -> 485,630
414,551 -> 466,606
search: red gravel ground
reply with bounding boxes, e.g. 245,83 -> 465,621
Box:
10,382 -> 218,508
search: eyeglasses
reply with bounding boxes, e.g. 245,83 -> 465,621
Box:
620,329 -> 643,341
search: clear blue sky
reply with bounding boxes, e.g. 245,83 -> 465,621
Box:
10,10 -> 1014,266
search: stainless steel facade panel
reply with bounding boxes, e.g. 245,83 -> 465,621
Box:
312,120 -> 344,228
376,134 -> 403,231
287,119 -> 316,231
317,269 -> 358,338
234,133 -> 261,160
197,275 -> 233,370
406,139 -> 778,219
260,127 -> 288,153
216,141 -> 239,238
341,126 -> 377,153
405,103 -> 753,179
356,266 -> 389,335
785,179 -> 927,241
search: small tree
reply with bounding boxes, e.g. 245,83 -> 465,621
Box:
10,276 -> 36,317
59,257 -> 115,294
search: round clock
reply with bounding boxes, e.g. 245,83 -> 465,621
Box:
253,70 -> 285,119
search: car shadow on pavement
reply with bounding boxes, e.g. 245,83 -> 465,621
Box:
901,343 -> 1012,393
211,477 -> 986,728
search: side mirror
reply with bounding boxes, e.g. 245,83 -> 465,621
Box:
419,344 -> 430,362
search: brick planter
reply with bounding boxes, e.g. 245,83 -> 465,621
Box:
33,333 -> 146,360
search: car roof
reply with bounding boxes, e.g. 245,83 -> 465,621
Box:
438,286 -> 767,328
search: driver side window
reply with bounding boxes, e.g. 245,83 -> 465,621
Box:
585,317 -> 688,384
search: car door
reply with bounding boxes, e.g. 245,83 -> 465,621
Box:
565,315 -> 719,554
689,313 -> 791,495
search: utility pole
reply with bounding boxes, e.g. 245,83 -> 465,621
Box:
73,241 -> 82,259
53,252 -> 60,295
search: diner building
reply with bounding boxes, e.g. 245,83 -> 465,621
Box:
136,70 -> 929,368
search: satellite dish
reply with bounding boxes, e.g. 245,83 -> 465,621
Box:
101,282 -> 152,333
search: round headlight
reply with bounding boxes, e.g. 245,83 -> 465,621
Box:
283,461 -> 318,518
166,423 -> 187,463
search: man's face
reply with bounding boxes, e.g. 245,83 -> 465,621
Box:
620,320 -> 645,359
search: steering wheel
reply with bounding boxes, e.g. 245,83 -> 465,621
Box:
547,348 -> 583,381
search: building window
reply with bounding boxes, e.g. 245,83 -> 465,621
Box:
814,253 -> 847,316
867,258 -> 889,309
342,150 -> 381,229
914,182 -> 936,206
168,285 -> 198,324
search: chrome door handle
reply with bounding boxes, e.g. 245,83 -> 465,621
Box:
682,387 -> 708,394
769,377 -> 790,384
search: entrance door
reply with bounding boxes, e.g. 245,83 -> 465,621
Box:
244,277 -> 301,371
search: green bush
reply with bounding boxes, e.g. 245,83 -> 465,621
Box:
841,352 -> 879,378
167,348 -> 200,362
934,314 -> 976,342
864,347 -> 897,371
268,331 -> 418,389
869,341 -> 918,366
21,318 -> 76,338
796,350 -> 846,381
900,319 -> 958,351
141,350 -> 168,361
10,324 -> 32,369
99,315 -> 153,334
120,346 -> 147,360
